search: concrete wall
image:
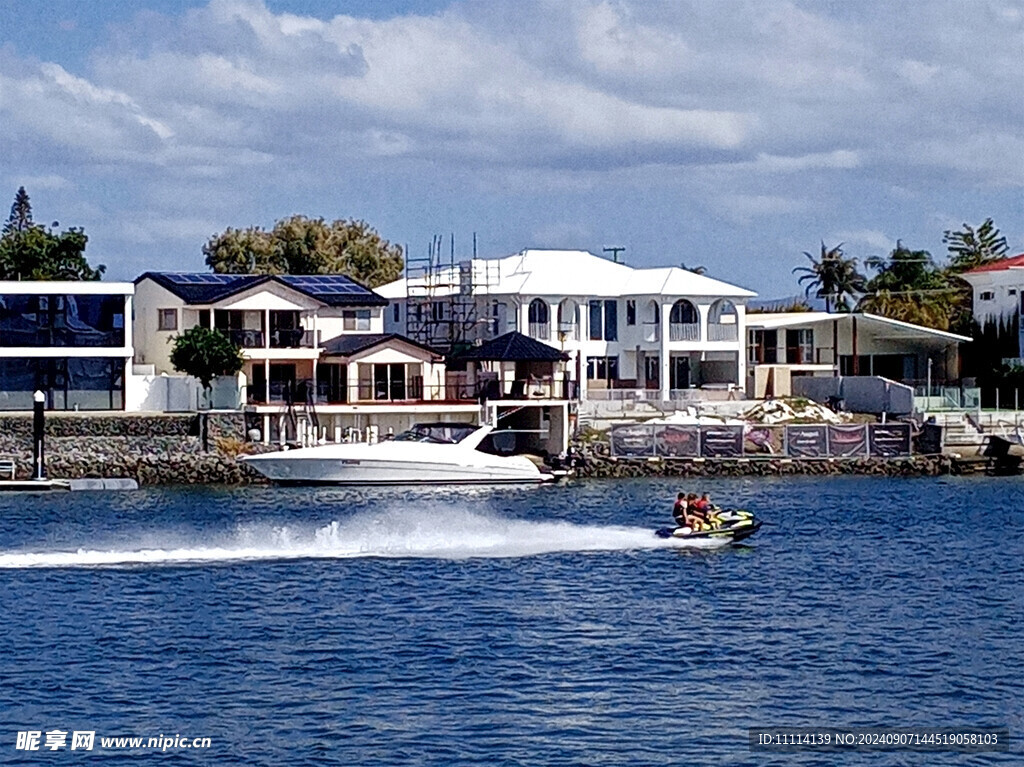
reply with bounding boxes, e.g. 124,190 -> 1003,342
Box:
793,375 -> 914,415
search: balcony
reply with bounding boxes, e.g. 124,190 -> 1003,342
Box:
708,324 -> 738,342
642,322 -> 660,342
558,322 -> 580,341
224,329 -> 265,348
669,322 -> 700,342
529,322 -> 550,341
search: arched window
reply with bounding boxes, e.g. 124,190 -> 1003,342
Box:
669,299 -> 698,324
708,299 -> 738,341
528,299 -> 550,340
558,299 -> 579,340
669,300 -> 699,341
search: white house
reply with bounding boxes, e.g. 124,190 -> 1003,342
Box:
744,311 -> 969,398
959,254 -> 1024,361
0,281 -> 134,410
378,249 -> 756,402
133,272 -> 479,442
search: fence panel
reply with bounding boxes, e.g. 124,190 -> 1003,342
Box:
610,424 -> 656,457
653,425 -> 699,457
827,424 -> 869,457
700,425 -> 745,457
869,423 -> 911,457
786,425 -> 829,457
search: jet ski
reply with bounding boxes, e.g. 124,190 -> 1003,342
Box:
655,509 -> 762,543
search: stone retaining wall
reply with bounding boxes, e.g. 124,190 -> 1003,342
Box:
572,453 -> 955,479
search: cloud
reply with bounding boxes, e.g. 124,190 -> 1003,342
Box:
834,229 -> 893,252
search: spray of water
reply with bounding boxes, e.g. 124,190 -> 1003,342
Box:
0,507 -> 727,569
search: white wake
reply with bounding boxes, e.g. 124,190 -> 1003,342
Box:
0,507 -> 725,569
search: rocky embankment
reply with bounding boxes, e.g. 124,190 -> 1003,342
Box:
567,445 -> 956,479
0,413 -> 270,486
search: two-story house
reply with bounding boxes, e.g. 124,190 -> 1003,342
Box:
134,272 -> 472,441
0,281 -> 134,410
378,249 -> 756,402
959,254 -> 1024,361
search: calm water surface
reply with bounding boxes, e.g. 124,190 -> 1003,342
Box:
0,476 -> 1021,765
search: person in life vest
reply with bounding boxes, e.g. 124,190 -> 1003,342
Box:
672,492 -> 688,526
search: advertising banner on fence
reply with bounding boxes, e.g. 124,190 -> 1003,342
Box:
786,425 -> 829,458
700,425 -> 745,457
827,424 -> 869,457
869,423 -> 912,457
610,424 -> 655,457
654,425 -> 700,457
745,426 -> 783,455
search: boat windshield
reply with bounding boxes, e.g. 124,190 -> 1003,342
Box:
392,423 -> 479,444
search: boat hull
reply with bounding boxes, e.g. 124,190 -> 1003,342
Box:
242,455 -> 554,485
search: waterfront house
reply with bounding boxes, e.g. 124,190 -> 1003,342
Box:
133,273 -> 517,443
744,311 -> 969,398
0,280 -> 134,410
378,248 -> 756,403
958,254 -> 1024,361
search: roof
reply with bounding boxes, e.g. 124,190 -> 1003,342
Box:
746,311 -> 971,343
375,249 -> 756,300
453,331 -> 568,362
321,333 -> 441,358
136,272 -> 387,306
963,254 -> 1024,274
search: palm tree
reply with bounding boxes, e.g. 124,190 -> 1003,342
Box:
792,242 -> 866,312
856,242 -> 960,330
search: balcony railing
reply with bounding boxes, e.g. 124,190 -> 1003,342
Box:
224,329 -> 265,348
557,322 -> 580,341
669,322 -> 700,342
248,377 -> 581,405
642,322 -> 660,342
708,324 -> 738,341
529,322 -> 550,341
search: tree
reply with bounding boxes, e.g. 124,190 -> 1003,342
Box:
856,242 -> 961,330
203,215 -> 404,287
792,242 -> 866,312
169,326 -> 244,390
943,218 -> 1009,273
0,187 -> 105,280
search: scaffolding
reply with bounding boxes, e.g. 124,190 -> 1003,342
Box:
404,234 -> 499,355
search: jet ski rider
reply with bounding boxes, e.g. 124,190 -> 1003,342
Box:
674,492 -> 709,529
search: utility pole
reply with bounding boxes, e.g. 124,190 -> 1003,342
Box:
603,246 -> 625,263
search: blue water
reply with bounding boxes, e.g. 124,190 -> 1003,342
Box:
0,477 -> 1020,765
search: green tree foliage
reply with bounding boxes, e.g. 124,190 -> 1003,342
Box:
856,242 -> 961,330
943,218 -> 1009,273
792,242 -> 866,312
203,215 -> 404,287
0,187 -> 105,280
169,326 -> 244,389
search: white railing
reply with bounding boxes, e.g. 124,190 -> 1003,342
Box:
642,323 -> 659,342
669,323 -> 700,342
558,322 -> 580,341
529,322 -> 550,341
708,324 -> 737,341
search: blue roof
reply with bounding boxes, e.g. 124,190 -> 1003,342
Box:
137,272 -> 387,307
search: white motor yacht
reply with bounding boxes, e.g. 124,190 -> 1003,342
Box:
240,423 -> 555,485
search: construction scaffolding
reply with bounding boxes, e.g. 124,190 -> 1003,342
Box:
404,234 -> 499,355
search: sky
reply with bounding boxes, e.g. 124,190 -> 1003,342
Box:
1,0 -> 1022,298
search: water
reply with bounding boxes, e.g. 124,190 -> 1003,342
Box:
0,477 -> 1020,765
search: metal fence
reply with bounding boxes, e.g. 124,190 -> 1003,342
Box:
609,422 -> 912,459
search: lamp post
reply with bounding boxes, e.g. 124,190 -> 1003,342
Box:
32,390 -> 46,481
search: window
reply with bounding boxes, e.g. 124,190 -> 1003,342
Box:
586,355 -> 619,381
431,301 -> 445,321
528,299 -> 550,340
749,329 -> 778,364
785,329 -> 814,364
1009,289 -> 1017,297
343,309 -> 371,331
604,300 -> 618,341
393,303 -> 400,322
589,300 -> 603,340
587,300 -> 618,341
626,299 -> 636,326
156,307 -> 177,329
980,291 -> 995,301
